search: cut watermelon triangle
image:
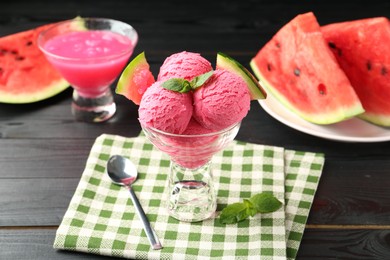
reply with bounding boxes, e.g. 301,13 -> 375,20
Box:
0,23 -> 69,104
250,12 -> 365,125
116,52 -> 155,105
216,52 -> 266,100
322,17 -> 390,126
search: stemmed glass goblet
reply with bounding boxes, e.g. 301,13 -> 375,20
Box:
142,122 -> 241,222
38,17 -> 138,122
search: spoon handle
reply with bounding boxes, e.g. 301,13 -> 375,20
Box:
128,188 -> 163,250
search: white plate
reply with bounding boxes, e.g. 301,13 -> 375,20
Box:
258,94 -> 390,143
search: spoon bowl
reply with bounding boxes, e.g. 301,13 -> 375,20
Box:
107,155 -> 162,250
107,155 -> 137,185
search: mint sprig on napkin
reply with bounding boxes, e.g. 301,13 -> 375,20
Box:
219,192 -> 282,224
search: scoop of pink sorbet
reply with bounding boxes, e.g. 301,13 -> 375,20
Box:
138,81 -> 193,134
193,69 -> 250,131
182,118 -> 215,135
157,51 -> 213,81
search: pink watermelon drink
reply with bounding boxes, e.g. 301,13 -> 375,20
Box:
43,30 -> 133,97
38,17 -> 138,122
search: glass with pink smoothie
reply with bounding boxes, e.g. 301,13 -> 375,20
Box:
39,17 -> 138,122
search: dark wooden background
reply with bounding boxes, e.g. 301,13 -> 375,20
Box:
1,0 -> 390,259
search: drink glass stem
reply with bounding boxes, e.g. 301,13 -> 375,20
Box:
71,88 -> 116,122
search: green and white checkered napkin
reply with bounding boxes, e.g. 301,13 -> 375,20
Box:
54,134 -> 324,260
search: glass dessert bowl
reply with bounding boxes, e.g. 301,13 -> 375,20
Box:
142,121 -> 241,222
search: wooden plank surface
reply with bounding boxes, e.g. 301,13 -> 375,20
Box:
1,228 -> 390,259
1,103 -> 390,227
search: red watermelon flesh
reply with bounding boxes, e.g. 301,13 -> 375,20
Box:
250,12 -> 364,125
0,23 -> 69,103
322,17 -> 390,126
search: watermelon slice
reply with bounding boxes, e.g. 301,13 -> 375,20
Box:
216,52 -> 267,99
322,17 -> 390,126
0,23 -> 69,104
116,52 -> 155,105
250,12 -> 364,125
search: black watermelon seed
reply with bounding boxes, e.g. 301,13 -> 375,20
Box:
267,63 -> 272,71
328,42 -> 337,49
15,56 -> 25,61
381,66 -> 388,75
276,42 -> 281,48
294,68 -> 300,77
26,41 -> 33,46
366,61 -> 372,71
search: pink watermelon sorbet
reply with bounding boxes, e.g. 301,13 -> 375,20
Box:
138,81 -> 193,134
140,54 -> 250,134
142,121 -> 241,169
182,118 -> 215,135
139,51 -> 250,168
193,69 -> 250,131
157,51 -> 213,81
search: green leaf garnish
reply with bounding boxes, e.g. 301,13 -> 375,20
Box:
250,192 -> 283,213
190,70 -> 213,90
161,78 -> 191,93
219,192 -> 283,224
219,202 -> 249,224
161,70 -> 213,93
243,199 -> 257,217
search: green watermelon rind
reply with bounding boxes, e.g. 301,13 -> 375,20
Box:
0,78 -> 69,104
358,113 -> 390,127
116,52 -> 148,95
216,52 -> 267,100
116,51 -> 155,105
250,60 -> 365,125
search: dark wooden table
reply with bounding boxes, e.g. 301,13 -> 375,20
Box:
1,1 -> 390,259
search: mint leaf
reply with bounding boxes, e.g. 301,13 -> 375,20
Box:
250,192 -> 283,213
161,70 -> 213,93
219,192 -> 283,224
190,70 -> 213,89
181,80 -> 192,93
219,202 -> 249,224
243,199 -> 257,217
161,78 -> 192,93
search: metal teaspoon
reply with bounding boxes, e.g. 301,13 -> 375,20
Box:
107,155 -> 162,250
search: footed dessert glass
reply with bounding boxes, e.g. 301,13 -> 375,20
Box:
38,17 -> 138,122
142,122 -> 241,222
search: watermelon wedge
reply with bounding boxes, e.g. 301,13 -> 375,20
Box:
116,52 -> 155,105
322,17 -> 390,126
216,52 -> 267,100
250,12 -> 364,125
0,23 -> 69,104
